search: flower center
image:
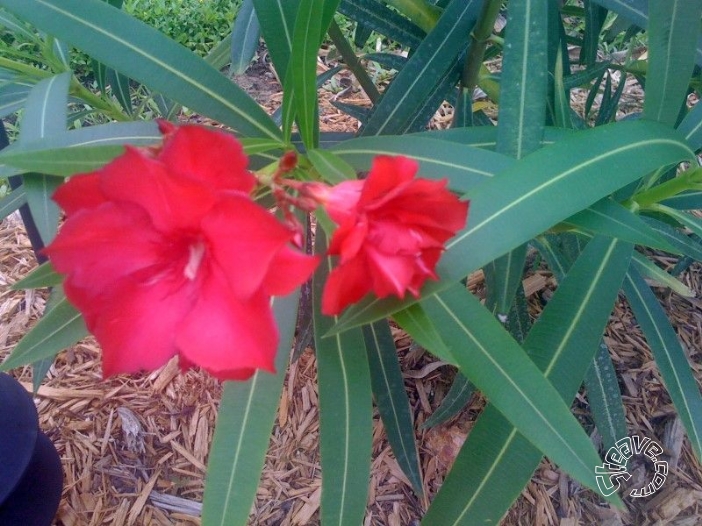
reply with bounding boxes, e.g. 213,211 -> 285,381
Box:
183,241 -> 206,281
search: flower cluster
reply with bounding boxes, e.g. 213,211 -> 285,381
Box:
45,122 -> 317,380
301,156 -> 469,315
45,123 -> 468,381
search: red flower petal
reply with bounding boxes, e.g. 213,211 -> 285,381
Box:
99,147 -> 217,233
158,125 -> 256,193
44,202 -> 163,294
90,275 -> 194,377
53,173 -> 106,215
176,267 -> 277,380
321,255 -> 371,315
201,195 -> 301,298
264,247 -> 319,296
358,155 -> 417,208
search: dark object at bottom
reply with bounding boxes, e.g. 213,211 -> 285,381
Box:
0,373 -> 63,525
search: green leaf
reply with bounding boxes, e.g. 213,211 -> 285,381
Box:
360,0 -> 480,136
12,261 -> 62,289
640,215 -> 702,262
31,354 -> 54,393
362,320 -> 423,495
0,185 -> 26,218
206,33 -> 233,71
563,198 -> 679,253
290,0 -> 324,148
392,303 -> 455,365
332,135 -> 514,192
643,0 -> 702,126
661,190 -> 702,210
422,237 -> 631,524
496,0 -> 547,160
307,148 -> 357,183
422,373 -> 474,429
314,247 -> 373,526
20,71 -> 70,245
656,204 -> 702,241
0,82 -> 32,118
2,145 -> 125,176
1,290 -> 87,370
584,341 -> 628,452
678,98 -> 702,152
332,120 -> 695,332
0,0 -> 280,139
3,121 -> 160,155
0,122 -> 278,177
417,281 -> 619,502
623,267 -> 702,460
30,287 -> 65,393
230,0 -> 260,75
483,246 -> 527,316
251,0 -> 299,80
201,292 -> 300,525
0,6 -> 38,40
486,0 -> 548,318
106,68 -> 132,115
338,0 -> 424,49
404,55 -> 463,133
630,251 -> 695,298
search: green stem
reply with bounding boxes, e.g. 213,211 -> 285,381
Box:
327,20 -> 381,104
631,167 -> 702,209
70,79 -> 131,122
0,57 -> 54,81
460,0 -> 502,91
382,0 -> 442,34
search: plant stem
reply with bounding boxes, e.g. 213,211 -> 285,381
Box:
631,167 -> 702,209
382,0 -> 442,34
0,57 -> 53,80
69,79 -> 132,122
460,0 -> 502,91
328,20 -> 381,104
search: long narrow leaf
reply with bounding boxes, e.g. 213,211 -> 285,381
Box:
251,0 -> 299,80
201,292 -> 300,525
20,71 -> 69,245
230,0 -> 260,75
363,320 -> 423,494
338,0 -> 424,49
0,291 -> 87,370
333,135 -> 514,191
643,0 -> 702,126
584,341 -> 628,452
0,185 -> 26,217
314,233 -> 372,526
422,373 -> 474,429
563,198 -> 679,253
290,0 -> 323,148
623,268 -> 702,460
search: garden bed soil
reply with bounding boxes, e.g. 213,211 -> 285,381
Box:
1,57 -> 701,525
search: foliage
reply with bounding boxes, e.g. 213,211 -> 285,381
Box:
124,0 -> 239,56
1,0 -> 702,524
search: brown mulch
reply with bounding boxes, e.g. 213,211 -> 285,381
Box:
1,58 -> 701,526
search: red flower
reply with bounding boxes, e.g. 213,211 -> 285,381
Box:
44,122 -> 318,381
317,156 -> 468,315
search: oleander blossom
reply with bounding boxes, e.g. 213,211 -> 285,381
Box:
44,121 -> 318,381
307,155 -> 469,315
